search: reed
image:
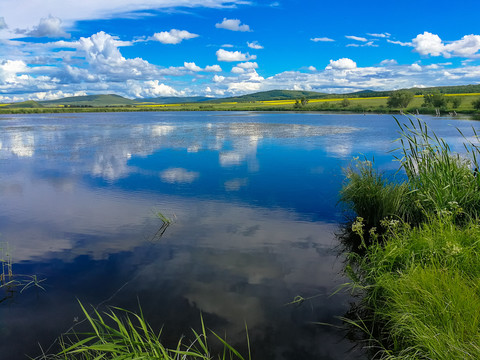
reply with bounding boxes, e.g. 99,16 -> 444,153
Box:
40,301 -> 250,360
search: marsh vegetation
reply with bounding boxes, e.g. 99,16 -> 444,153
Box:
340,118 -> 480,359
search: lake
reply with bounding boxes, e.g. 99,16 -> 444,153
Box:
0,111 -> 475,359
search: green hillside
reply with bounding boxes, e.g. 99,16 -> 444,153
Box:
208,90 -> 326,103
5,100 -> 44,108
40,94 -> 138,107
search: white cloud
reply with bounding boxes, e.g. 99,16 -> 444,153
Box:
216,49 -> 257,62
380,59 -> 397,66
326,58 -> 357,70
127,80 -> 180,98
184,62 -> 202,72
412,32 -> 480,58
247,41 -> 263,49
345,35 -> 367,42
221,44 -> 234,48
367,33 -> 390,38
237,62 -> 258,69
409,63 -> 422,71
152,29 -> 198,44
205,64 -> 222,72
0,60 -> 28,83
160,168 -> 199,184
347,41 -> 377,48
387,39 -> 412,47
311,37 -> 334,42
308,66 -> 317,71
75,31 -> 161,81
26,15 -> 70,38
412,32 -> 445,56
213,75 -> 225,83
444,34 -> 480,57
215,18 -> 251,32
231,67 -> 245,74
0,17 -> 7,29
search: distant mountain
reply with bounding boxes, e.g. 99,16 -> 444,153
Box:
40,94 -> 137,107
138,96 -> 212,104
207,90 -> 327,103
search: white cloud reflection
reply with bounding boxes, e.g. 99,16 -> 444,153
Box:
160,168 -> 199,183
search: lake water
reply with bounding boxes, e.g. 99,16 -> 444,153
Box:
0,111 -> 476,359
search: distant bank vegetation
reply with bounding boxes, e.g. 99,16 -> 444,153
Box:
2,85 -> 480,116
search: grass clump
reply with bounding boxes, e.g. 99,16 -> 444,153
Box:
40,302 -> 250,360
339,118 -> 480,359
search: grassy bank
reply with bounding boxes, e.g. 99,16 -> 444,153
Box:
340,118 -> 480,359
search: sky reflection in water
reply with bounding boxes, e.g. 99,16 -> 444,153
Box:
0,112 -> 476,359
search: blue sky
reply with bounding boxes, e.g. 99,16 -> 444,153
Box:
1,0 -> 480,101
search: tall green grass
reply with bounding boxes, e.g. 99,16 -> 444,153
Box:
40,302 -> 250,360
341,118 -> 480,239
339,118 -> 480,359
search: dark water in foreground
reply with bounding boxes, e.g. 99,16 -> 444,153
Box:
0,111 -> 475,359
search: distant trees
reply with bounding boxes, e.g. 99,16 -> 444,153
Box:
293,97 -> 309,109
341,98 -> 350,107
472,98 -> 480,111
423,92 -> 447,108
387,90 -> 414,108
450,97 -> 462,109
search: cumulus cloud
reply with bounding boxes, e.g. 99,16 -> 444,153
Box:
412,32 -> 480,58
215,18 -> 251,32
326,58 -> 357,70
205,64 -> 222,72
444,34 -> 480,57
311,37 -> 334,42
76,31 -> 160,81
237,62 -> 258,69
345,35 -> 367,42
216,49 -> 257,62
409,63 -> 422,71
152,29 -> 198,44
412,32 -> 445,56
231,66 -> 245,74
183,62 -> 202,72
26,15 -> 70,38
308,66 -> 317,71
126,80 -> 180,98
0,59 -> 28,83
213,75 -> 225,83
247,41 -> 263,49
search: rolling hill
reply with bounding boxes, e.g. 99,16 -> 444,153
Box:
40,94 -> 138,107
207,90 -> 326,103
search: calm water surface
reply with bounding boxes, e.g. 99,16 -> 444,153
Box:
0,112 -> 476,359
